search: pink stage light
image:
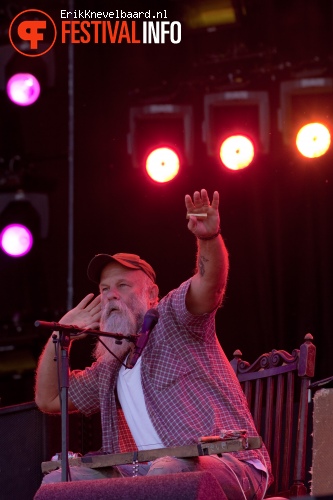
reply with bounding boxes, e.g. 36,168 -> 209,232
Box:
6,73 -> 41,106
0,224 -> 33,257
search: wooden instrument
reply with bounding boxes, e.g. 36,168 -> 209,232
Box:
42,435 -> 262,473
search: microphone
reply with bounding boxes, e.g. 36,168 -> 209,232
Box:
127,308 -> 159,369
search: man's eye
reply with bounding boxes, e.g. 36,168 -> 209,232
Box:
101,288 -> 109,293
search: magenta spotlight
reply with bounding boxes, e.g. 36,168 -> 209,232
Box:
6,73 -> 41,106
0,224 -> 33,257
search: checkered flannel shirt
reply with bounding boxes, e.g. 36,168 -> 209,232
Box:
69,278 -> 272,482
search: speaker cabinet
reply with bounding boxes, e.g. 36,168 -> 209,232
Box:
0,402 -> 102,500
0,402 -> 46,500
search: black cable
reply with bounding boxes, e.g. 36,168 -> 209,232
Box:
97,337 -> 129,368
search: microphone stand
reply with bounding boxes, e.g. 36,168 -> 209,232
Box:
58,330 -> 70,482
35,320 -> 138,482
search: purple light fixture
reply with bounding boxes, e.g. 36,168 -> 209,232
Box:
6,73 -> 41,106
0,223 -> 33,257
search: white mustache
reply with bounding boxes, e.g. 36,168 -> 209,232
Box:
103,301 -> 125,317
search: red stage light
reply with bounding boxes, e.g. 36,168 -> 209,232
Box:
219,135 -> 255,170
296,123 -> 331,158
145,147 -> 180,183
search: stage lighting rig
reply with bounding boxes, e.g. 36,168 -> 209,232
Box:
0,190 -> 48,257
278,77 -> 333,158
127,104 -> 193,182
203,90 -> 270,169
0,44 -> 55,106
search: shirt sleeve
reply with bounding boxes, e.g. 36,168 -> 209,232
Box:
161,278 -> 218,343
69,361 -> 102,416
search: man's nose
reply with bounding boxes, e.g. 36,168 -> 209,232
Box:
105,288 -> 120,300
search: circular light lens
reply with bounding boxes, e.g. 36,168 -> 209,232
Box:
0,224 -> 33,257
220,135 -> 255,170
296,123 -> 331,158
6,73 -> 41,106
146,147 -> 180,183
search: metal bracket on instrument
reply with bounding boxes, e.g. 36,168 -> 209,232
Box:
132,450 -> 139,477
197,443 -> 209,456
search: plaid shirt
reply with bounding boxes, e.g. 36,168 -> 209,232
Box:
69,279 -> 272,482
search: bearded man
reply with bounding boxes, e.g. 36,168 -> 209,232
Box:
35,189 -> 272,498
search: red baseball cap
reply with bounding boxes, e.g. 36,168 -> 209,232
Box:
87,253 -> 156,284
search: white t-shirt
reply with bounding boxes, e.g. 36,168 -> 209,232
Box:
117,357 -> 163,450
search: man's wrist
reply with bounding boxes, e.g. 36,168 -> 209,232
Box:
196,228 -> 221,240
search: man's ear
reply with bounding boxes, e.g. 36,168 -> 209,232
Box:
149,284 -> 159,306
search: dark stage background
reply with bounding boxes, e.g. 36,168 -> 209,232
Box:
0,0 -> 333,407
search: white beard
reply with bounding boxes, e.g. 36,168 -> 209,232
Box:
95,292 -> 148,361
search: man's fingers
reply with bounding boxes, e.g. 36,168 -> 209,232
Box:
90,309 -> 102,321
76,293 -> 96,309
77,294 -> 101,314
90,303 -> 102,316
185,190 -> 219,213
185,194 -> 195,211
211,191 -> 219,210
193,191 -> 202,207
187,216 -> 198,232
85,294 -> 101,312
83,321 -> 100,331
200,189 -> 210,207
